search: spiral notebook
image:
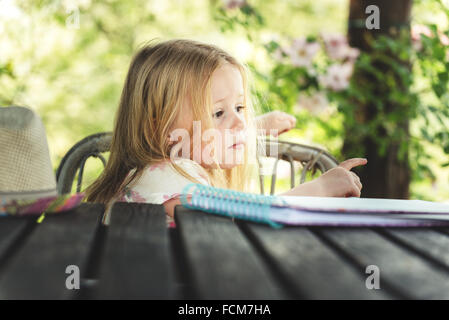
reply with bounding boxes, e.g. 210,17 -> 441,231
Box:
180,184 -> 449,228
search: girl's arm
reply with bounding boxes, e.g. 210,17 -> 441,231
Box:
165,159 -> 367,217
163,198 -> 181,218
281,158 -> 367,198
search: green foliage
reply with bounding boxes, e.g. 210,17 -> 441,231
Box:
213,1 -> 264,41
0,0 -> 219,179
213,0 -> 449,200
3,0 -> 449,199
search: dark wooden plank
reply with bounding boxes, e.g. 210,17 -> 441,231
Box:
174,207 -> 288,299
241,223 -> 393,299
318,228 -> 449,299
0,203 -> 103,299
93,202 -> 175,299
378,229 -> 449,272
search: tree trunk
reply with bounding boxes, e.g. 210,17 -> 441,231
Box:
345,0 -> 412,199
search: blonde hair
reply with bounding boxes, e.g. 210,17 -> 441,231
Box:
85,39 -> 259,206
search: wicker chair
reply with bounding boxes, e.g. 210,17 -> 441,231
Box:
56,132 -> 112,194
55,132 -> 339,195
259,139 -> 338,194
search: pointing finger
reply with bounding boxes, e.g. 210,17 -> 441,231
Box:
339,158 -> 368,171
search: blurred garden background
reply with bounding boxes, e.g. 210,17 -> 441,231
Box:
1,0 -> 449,201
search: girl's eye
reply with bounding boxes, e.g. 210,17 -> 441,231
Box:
236,105 -> 245,112
213,110 -> 224,118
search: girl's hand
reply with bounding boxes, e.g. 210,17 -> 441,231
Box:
256,111 -> 296,137
281,158 -> 367,198
313,158 -> 367,197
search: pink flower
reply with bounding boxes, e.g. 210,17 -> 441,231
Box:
441,33 -> 449,46
222,0 -> 246,9
345,47 -> 361,62
318,63 -> 354,91
295,92 -> 329,115
411,25 -> 433,51
411,24 -> 449,51
322,33 -> 360,61
411,25 -> 433,41
322,33 -> 347,58
286,37 -> 321,67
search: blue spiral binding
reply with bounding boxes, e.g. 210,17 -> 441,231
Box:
180,183 -> 282,228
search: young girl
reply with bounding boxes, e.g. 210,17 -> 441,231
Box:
85,39 -> 366,223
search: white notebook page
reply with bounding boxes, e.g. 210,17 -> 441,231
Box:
278,196 -> 449,214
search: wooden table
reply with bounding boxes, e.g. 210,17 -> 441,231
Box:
1,202 -> 449,299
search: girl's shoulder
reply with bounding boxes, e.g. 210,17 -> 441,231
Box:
146,158 -> 210,184
116,158 -> 210,205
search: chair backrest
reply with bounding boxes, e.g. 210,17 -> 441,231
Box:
257,139 -> 338,194
56,132 -> 338,195
56,132 -> 112,194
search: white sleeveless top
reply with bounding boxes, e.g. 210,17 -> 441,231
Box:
115,159 -> 210,227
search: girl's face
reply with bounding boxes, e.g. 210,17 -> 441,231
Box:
169,63 -> 247,169
207,63 -> 247,169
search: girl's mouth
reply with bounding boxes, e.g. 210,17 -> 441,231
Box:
229,142 -> 245,149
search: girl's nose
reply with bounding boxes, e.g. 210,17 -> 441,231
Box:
229,110 -> 246,131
